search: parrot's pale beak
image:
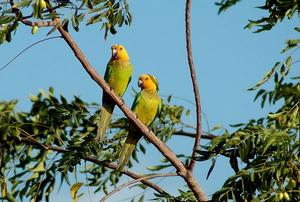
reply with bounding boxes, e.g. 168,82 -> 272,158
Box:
112,48 -> 117,58
138,79 -> 143,88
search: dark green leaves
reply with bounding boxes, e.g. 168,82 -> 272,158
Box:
0,87 -> 193,201
86,0 -> 132,39
215,0 -> 242,14
0,0 -> 132,44
217,0 -> 300,33
248,62 -> 280,91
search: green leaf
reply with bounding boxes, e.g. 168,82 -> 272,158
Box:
0,16 -> 15,25
71,15 -> 79,32
248,62 -> 280,91
146,164 -> 172,171
211,124 -> 223,131
263,137 -> 276,154
254,89 -> 266,101
206,158 -> 216,179
70,182 -> 84,200
281,39 -> 300,53
15,0 -> 32,8
1,178 -> 7,198
139,143 -> 146,154
268,111 -> 285,119
294,27 -> 300,32
137,195 -> 144,202
30,161 -> 45,172
285,56 -> 292,69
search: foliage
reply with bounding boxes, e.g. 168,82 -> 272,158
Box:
154,189 -> 196,202
192,2 -> 300,201
0,0 -> 132,43
0,0 -> 299,201
216,0 -> 300,32
0,88 -> 191,201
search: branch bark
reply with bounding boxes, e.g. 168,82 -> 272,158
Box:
99,173 -> 177,202
57,27 -> 207,201
174,130 -> 216,140
16,137 -> 167,195
185,0 -> 202,172
20,18 -> 59,27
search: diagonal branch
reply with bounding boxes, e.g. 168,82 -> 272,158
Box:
57,26 -> 207,201
185,0 -> 202,172
15,137 -> 167,195
99,173 -> 177,202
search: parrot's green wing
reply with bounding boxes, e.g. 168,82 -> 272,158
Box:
148,98 -> 162,127
104,64 -> 112,82
131,91 -> 142,111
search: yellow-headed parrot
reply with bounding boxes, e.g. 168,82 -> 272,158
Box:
96,45 -> 133,141
118,74 -> 161,169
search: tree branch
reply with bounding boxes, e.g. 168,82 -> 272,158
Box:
185,0 -> 202,172
99,173 -> 177,202
174,130 -> 216,140
57,25 -> 207,201
20,18 -> 59,27
15,137 -> 167,195
9,0 -> 59,27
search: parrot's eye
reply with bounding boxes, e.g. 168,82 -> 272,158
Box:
145,77 -> 149,80
120,47 -> 123,51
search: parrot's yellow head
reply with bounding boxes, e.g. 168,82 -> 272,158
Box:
110,44 -> 129,61
138,74 -> 159,91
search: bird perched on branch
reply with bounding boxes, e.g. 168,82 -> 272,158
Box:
96,45 -> 133,141
118,74 -> 161,170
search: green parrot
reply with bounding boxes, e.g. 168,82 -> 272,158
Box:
118,74 -> 162,170
96,45 -> 133,141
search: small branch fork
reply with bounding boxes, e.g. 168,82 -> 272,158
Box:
185,0 -> 202,172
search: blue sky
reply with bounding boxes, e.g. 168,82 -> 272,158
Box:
0,0 -> 298,201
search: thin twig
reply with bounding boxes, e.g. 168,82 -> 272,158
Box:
174,130 -> 216,140
185,0 -> 202,172
99,173 -> 177,202
0,36 -> 62,73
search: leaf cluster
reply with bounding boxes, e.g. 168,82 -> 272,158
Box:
0,0 -> 132,44
196,43 -> 300,202
216,0 -> 300,33
0,88 -> 191,201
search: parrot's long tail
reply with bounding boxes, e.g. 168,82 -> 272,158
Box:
96,103 -> 115,141
117,133 -> 140,171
